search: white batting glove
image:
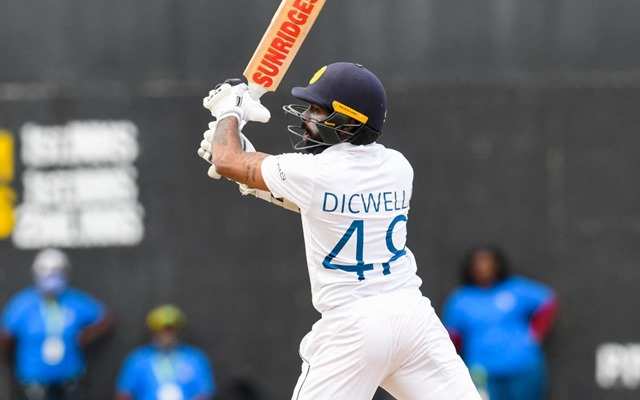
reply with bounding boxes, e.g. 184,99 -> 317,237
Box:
202,80 -> 271,123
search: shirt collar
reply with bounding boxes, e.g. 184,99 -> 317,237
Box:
322,142 -> 381,154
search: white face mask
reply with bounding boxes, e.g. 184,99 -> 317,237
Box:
35,273 -> 68,295
32,249 -> 70,295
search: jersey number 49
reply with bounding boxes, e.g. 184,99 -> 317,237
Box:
323,215 -> 407,281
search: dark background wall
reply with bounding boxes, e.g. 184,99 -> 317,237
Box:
1,1 -> 640,399
2,0 -> 640,84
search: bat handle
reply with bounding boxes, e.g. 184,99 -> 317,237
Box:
247,82 -> 268,100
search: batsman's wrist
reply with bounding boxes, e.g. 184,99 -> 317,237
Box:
217,110 -> 243,124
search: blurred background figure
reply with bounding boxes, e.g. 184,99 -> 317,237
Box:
443,246 -> 557,400
116,304 -> 215,400
0,248 -> 113,400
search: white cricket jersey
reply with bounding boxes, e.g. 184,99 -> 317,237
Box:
262,142 -> 423,313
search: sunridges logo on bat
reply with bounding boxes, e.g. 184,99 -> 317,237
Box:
244,0 -> 326,96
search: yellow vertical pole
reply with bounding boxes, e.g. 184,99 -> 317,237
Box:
0,130 -> 15,239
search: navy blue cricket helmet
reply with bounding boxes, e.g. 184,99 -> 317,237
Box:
283,62 -> 387,153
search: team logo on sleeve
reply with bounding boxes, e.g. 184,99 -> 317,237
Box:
276,160 -> 287,181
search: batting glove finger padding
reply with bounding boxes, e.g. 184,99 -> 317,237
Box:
240,91 -> 271,123
202,83 -> 246,122
203,82 -> 271,123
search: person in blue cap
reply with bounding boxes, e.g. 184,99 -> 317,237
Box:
115,305 -> 215,400
0,248 -> 113,400
443,246 -> 557,400
196,62 -> 481,400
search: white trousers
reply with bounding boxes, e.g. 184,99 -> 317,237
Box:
291,289 -> 480,400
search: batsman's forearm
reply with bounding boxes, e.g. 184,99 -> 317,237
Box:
211,116 -> 244,178
211,117 -> 270,191
212,116 -> 243,161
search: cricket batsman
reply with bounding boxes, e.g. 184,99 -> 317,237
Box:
198,62 -> 480,399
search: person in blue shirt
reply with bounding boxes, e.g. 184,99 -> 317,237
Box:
0,248 -> 113,400
443,246 -> 557,400
116,304 -> 216,400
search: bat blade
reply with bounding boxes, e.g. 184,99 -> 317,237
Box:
244,0 -> 326,99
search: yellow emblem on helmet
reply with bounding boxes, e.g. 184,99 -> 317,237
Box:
309,66 -> 327,85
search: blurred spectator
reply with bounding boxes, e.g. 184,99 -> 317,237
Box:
116,305 -> 215,400
443,246 -> 557,400
0,248 -> 113,400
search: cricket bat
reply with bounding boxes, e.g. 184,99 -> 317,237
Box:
244,0 -> 326,99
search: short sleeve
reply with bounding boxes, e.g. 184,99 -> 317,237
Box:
193,350 -> 216,397
514,277 -> 554,314
1,292 -> 29,336
116,352 -> 141,395
72,291 -> 105,327
442,293 -> 466,335
261,153 -> 317,209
